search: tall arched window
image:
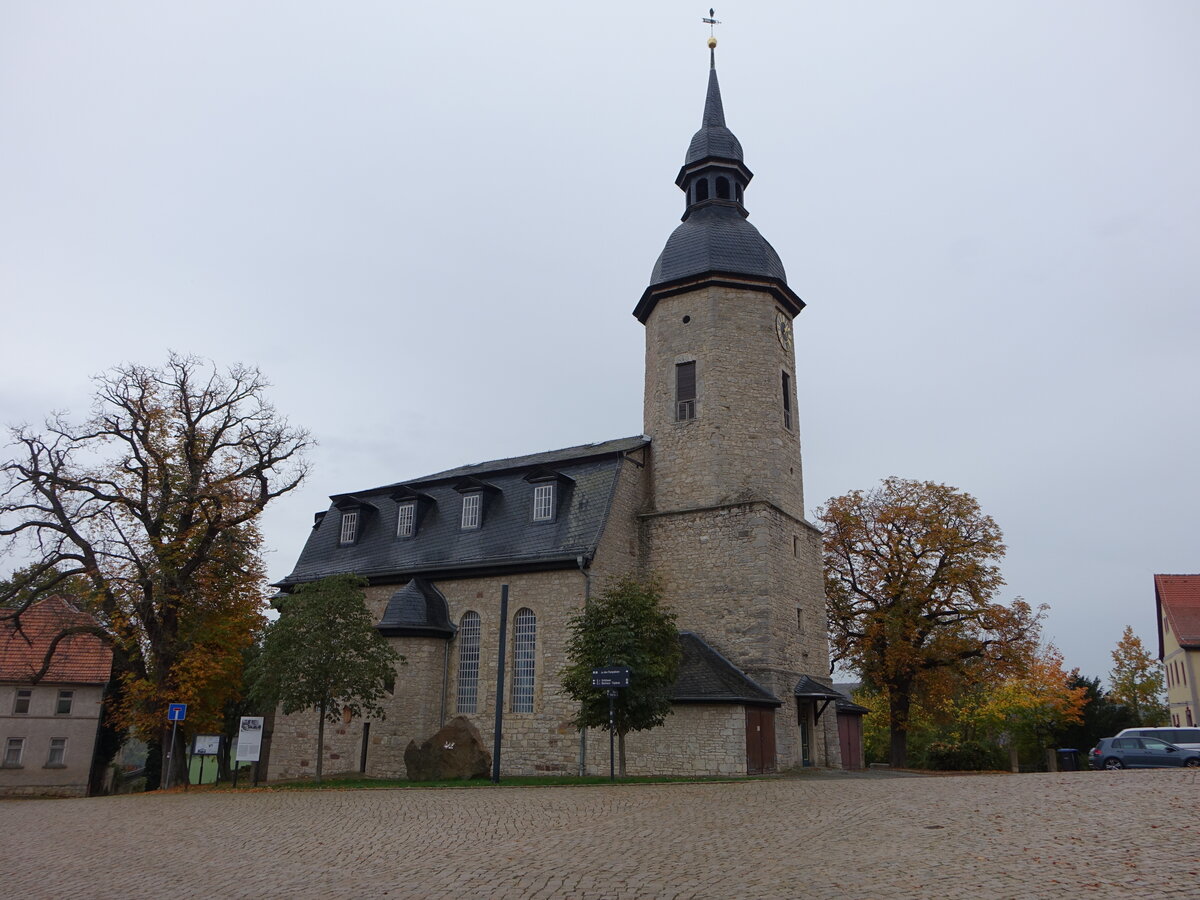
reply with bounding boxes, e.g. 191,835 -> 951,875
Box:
716,176 -> 731,199
511,608 -> 537,713
695,179 -> 709,202
456,611 -> 481,714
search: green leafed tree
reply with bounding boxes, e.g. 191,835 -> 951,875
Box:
1108,626 -> 1168,726
250,574 -> 403,783
559,575 -> 681,776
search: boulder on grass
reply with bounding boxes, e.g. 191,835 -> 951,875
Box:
404,716 -> 491,781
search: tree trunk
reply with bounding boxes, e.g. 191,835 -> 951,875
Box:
618,731 -> 627,778
316,701 -> 325,784
888,688 -> 912,768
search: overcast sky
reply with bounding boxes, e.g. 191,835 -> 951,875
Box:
3,2 -> 1197,682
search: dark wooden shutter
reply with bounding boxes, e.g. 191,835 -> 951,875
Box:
676,361 -> 697,420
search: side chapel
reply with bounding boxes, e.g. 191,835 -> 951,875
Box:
267,41 -> 843,779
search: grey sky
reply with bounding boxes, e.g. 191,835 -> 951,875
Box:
2,2 -> 1197,682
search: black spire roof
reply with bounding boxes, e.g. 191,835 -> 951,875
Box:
684,61 -> 744,165
635,48 -> 803,323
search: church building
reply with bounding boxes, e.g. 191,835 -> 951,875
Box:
266,41 -> 843,779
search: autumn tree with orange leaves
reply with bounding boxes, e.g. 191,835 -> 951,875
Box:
818,477 -> 1041,767
0,355 -> 309,787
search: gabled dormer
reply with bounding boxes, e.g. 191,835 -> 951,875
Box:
453,476 -> 500,530
523,468 -> 575,524
389,485 -> 435,540
330,494 -> 376,546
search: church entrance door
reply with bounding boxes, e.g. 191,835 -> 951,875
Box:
799,702 -> 813,766
745,707 -> 776,774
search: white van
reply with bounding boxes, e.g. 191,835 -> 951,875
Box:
1114,727 -> 1200,750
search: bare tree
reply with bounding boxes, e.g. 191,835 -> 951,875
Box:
1,354 -> 310,786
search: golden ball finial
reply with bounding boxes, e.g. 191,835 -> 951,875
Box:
707,36 -> 717,49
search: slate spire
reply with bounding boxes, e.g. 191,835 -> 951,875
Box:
634,40 -> 804,323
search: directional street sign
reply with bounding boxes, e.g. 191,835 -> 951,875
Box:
591,665 -> 631,688
167,703 -> 187,722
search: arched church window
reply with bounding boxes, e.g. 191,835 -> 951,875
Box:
695,179 -> 709,202
456,612 -> 481,714
716,176 -> 731,199
511,608 -> 537,713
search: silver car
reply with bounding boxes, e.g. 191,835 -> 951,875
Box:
1089,736 -> 1200,770
1114,727 -> 1200,751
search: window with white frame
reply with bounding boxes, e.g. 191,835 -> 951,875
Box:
532,484 -> 555,522
511,608 -> 537,713
46,737 -> 66,767
456,612 -> 482,714
461,493 -> 481,530
55,690 -> 73,715
13,689 -> 31,715
3,737 -> 23,767
396,502 -> 416,538
339,510 -> 359,545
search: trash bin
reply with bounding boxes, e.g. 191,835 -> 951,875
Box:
1056,748 -> 1079,771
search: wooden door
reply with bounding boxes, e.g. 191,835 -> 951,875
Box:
838,714 -> 862,769
745,707 -> 777,775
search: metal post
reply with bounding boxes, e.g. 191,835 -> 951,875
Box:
165,720 -> 179,790
608,689 -> 617,782
491,584 -> 509,784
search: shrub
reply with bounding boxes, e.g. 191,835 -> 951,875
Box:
925,740 -> 1005,771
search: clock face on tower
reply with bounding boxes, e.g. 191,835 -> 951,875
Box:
775,310 -> 794,353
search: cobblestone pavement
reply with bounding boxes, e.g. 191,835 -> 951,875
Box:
2,770 -> 1198,899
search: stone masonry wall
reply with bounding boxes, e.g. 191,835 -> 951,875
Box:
643,285 -> 806,520
585,704 -> 746,777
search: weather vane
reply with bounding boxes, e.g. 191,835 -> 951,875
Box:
702,8 -> 721,50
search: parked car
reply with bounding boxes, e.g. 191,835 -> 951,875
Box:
1089,736 -> 1200,770
1114,727 -> 1200,751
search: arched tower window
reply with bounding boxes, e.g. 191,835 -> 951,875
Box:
694,178 -> 709,202
456,612 -> 481,714
735,183 -> 743,203
511,608 -> 537,713
716,176 -> 731,200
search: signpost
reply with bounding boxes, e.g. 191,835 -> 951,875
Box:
164,703 -> 186,790
235,716 -> 265,787
592,666 -> 631,782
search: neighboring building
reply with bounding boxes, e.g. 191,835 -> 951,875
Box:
1155,574 -> 1200,728
268,44 -> 842,779
0,596 -> 113,797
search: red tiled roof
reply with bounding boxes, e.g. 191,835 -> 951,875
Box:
1155,574 -> 1200,655
0,595 -> 113,684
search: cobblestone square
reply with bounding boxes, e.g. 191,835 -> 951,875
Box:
2,770 -> 1197,899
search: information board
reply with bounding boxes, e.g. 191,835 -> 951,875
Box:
236,716 -> 264,762
193,734 -> 222,756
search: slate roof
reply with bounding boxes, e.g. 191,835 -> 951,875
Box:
672,632 -> 780,707
279,436 -> 649,587
648,203 -> 787,286
794,675 -> 844,701
1155,574 -> 1200,656
377,578 -> 456,638
684,64 -> 744,165
0,596 -> 112,685
831,682 -> 870,715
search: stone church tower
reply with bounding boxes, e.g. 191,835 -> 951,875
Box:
636,45 -> 839,770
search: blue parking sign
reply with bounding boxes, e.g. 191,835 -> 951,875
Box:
167,703 -> 187,722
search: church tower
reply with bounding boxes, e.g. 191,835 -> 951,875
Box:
637,41 -> 839,770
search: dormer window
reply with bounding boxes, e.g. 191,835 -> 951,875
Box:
396,502 -> 415,538
532,484 -> 555,522
461,493 -> 481,530
339,510 -> 358,545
